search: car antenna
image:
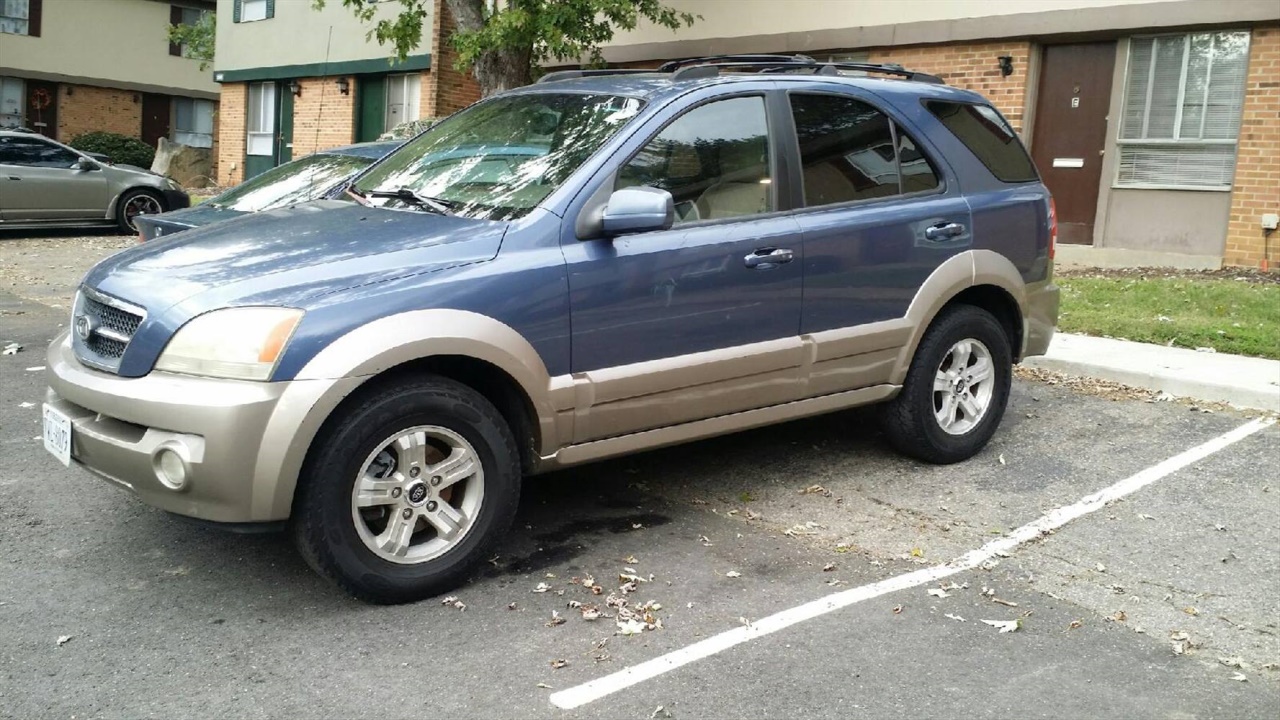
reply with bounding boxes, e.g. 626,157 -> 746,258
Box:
305,25 -> 335,202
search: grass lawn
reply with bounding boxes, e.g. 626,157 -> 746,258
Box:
1056,270 -> 1280,360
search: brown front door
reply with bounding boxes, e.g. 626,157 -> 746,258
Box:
141,93 -> 172,149
24,80 -> 58,138
1030,42 -> 1116,245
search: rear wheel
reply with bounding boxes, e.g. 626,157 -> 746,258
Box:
881,305 -> 1012,464
116,189 -> 164,234
292,376 -> 520,604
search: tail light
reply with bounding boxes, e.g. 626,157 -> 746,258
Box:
1047,197 -> 1058,260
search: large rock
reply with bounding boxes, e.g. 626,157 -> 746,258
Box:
152,137 -> 214,188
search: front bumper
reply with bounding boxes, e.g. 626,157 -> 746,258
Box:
45,331 -> 360,524
162,188 -> 191,211
1022,279 -> 1060,359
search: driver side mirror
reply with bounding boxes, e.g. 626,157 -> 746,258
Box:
600,186 -> 674,236
75,157 -> 100,171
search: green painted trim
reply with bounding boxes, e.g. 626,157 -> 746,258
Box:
214,55 -> 431,84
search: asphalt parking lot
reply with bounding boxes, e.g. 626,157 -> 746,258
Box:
1,261 -> 1278,718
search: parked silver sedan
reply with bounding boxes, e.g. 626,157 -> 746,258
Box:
0,130 -> 189,234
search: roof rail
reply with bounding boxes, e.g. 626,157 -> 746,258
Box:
534,54 -> 944,86
657,54 -> 816,72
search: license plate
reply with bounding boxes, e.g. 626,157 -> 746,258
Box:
43,404 -> 72,467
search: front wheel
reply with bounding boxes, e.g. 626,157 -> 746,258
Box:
116,189 -> 164,234
292,376 -> 521,604
881,305 -> 1012,464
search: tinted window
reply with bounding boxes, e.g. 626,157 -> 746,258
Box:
897,132 -> 940,193
0,136 -> 80,168
618,96 -> 772,224
926,101 -> 1037,183
209,153 -> 374,212
789,93 -> 900,206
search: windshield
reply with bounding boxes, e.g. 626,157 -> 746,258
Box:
210,153 -> 374,211
353,92 -> 644,220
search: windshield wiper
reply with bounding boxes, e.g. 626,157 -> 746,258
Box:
367,186 -> 455,216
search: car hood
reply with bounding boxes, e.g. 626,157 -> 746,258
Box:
85,200 -> 507,318
133,205 -> 244,240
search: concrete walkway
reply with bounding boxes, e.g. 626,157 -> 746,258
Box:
1024,333 -> 1280,412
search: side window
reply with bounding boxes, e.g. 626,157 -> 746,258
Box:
789,93 -> 901,207
897,132 -> 940,193
617,95 -> 772,224
0,136 -> 79,168
925,101 -> 1037,183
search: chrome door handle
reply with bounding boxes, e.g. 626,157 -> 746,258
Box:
924,222 -> 966,241
744,247 -> 794,269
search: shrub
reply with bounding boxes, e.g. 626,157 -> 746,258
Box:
68,132 -> 155,169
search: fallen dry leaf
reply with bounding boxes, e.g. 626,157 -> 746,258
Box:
1219,657 -> 1245,669
980,619 -> 1020,633
536,683 -> 553,689
1111,610 -> 1127,622
625,555 -> 639,564
1231,672 -> 1247,682
800,484 -> 828,495
532,582 -> 551,593
2,343 -> 21,355
507,602 -> 518,611
546,611 -> 566,627
1096,562 -> 1107,572
56,635 -> 72,647
822,563 -> 836,572
1183,606 -> 1200,617
550,658 -> 569,669
910,547 -> 924,558
1069,620 -> 1083,630
998,453 -> 1006,465
725,570 -> 742,579
892,604 -> 904,615
944,613 -> 966,623
650,705 -> 673,719
927,588 -> 950,599
616,618 -> 646,636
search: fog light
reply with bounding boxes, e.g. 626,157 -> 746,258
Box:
153,444 -> 190,491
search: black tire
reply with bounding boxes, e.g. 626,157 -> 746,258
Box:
116,188 -> 164,234
881,305 -> 1012,464
292,375 -> 521,604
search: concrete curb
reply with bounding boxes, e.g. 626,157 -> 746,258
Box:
1023,333 -> 1280,413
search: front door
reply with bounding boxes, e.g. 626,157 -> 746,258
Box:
1030,42 -> 1117,245
24,80 -> 57,138
563,94 -> 804,442
356,74 -> 387,142
244,81 -> 293,179
0,134 -> 108,220
141,93 -> 171,149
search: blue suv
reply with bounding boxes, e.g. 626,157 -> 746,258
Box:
43,56 -> 1059,603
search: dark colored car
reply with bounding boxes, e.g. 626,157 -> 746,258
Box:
133,141 -> 402,241
45,56 -> 1058,604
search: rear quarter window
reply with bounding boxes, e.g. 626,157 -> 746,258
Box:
925,101 -> 1038,183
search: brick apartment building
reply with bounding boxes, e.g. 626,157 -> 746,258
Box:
213,0 -> 478,185
597,0 -> 1280,269
0,0 -> 219,169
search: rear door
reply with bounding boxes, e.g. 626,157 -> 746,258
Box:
785,89 -> 972,396
0,135 -> 108,221
562,91 -> 805,442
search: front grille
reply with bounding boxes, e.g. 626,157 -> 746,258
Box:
73,288 -> 146,372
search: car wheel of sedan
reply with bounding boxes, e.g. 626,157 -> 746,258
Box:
116,189 -> 164,234
881,304 -> 1012,465
292,375 -> 521,604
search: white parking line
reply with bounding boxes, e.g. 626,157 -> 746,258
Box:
550,416 -> 1275,710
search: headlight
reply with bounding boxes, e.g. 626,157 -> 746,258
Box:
155,307 -> 303,381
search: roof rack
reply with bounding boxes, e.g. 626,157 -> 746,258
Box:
535,53 -> 944,86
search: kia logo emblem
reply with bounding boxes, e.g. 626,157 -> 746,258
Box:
74,314 -> 94,341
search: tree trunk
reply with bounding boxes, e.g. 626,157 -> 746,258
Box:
445,0 -> 534,96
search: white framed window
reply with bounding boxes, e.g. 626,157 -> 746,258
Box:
173,98 -> 214,148
0,76 -> 22,128
1,0 -> 30,35
240,0 -> 267,22
247,82 -> 276,156
1117,31 -> 1250,190
384,73 -> 421,133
